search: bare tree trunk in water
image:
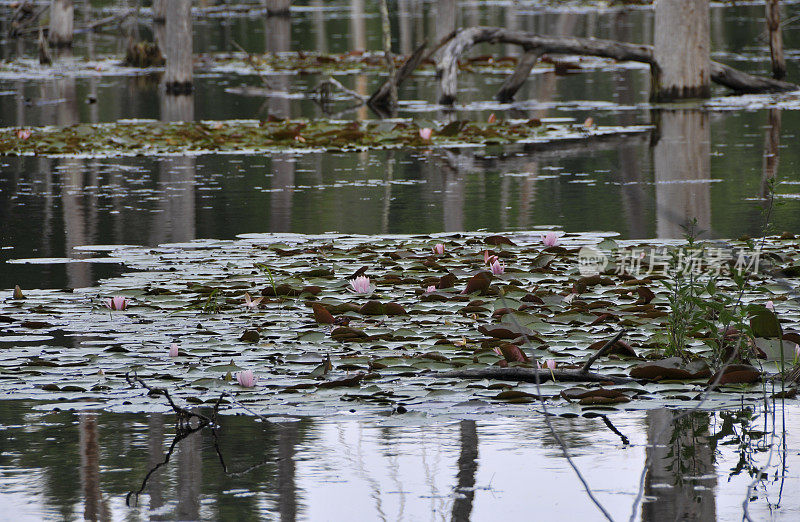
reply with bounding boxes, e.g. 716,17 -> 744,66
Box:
766,0 -> 786,80
163,0 -> 192,94
278,423 -> 299,522
451,420 -> 478,522
266,0 -> 291,17
176,429 -> 202,520
652,0 -> 710,101
49,0 -> 74,47
642,410 -> 716,521
654,110 -> 711,239
152,0 -> 166,50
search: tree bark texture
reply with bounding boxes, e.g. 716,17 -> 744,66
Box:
766,0 -> 786,80
266,0 -> 291,17
435,27 -> 796,105
49,0 -> 74,47
163,0 -> 192,94
652,0 -> 711,101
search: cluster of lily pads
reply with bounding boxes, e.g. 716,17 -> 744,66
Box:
1,231 -> 798,417
0,119 -> 650,157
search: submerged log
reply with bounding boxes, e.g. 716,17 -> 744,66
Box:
435,26 -> 797,105
434,367 -> 636,385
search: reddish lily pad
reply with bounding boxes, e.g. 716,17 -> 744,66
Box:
629,357 -> 710,381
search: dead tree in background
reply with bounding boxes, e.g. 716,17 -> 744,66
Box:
163,0 -> 192,94
436,27 -> 797,105
652,0 -> 710,101
766,0 -> 786,80
265,0 -> 291,17
49,0 -> 74,47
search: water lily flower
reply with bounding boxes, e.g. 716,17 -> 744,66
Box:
563,292 -> 578,305
545,359 -> 556,370
243,292 -> 263,309
765,301 -> 775,312
419,127 -> 432,140
493,347 -> 503,357
583,117 -> 594,129
16,129 -> 31,140
541,232 -> 560,247
349,275 -> 373,294
236,369 -> 258,388
490,259 -> 505,275
483,250 -> 498,266
169,343 -> 179,357
488,113 -> 497,124
104,296 -> 129,311
433,243 -> 445,255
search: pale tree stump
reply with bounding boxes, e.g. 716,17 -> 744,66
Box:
49,0 -> 74,48
163,0 -> 192,95
766,0 -> 785,80
652,0 -> 711,101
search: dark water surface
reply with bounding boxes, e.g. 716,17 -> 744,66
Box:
2,3 -> 800,520
0,401 -> 798,521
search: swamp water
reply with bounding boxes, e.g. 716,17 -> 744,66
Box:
2,1 -> 800,520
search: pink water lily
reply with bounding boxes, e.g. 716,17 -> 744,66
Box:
169,343 -> 180,357
490,259 -> 505,275
425,285 -> 436,293
433,243 -> 445,255
544,359 -> 556,370
236,369 -> 258,388
765,301 -> 775,312
104,296 -> 129,311
16,129 -> 31,140
483,250 -> 498,266
243,292 -> 263,309
419,127 -> 432,140
541,232 -> 560,247
349,275 -> 373,294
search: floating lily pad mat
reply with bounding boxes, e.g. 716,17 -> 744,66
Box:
1,231 -> 798,417
0,119 -> 651,157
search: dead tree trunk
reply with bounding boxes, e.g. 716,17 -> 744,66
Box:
766,0 -> 786,80
49,0 -> 74,48
265,0 -> 291,17
163,0 -> 192,95
435,27 -> 796,106
652,0 -> 710,101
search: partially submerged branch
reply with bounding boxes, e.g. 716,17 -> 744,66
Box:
434,367 -> 635,385
436,26 -> 797,105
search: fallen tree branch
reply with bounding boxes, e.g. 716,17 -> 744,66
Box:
436,26 -> 797,105
310,76 -> 367,105
433,366 -> 635,384
580,330 -> 627,374
368,41 -> 428,111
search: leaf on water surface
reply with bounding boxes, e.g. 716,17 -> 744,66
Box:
478,323 -> 536,341
629,357 -> 710,381
239,330 -> 260,343
635,286 -> 656,305
311,303 -> 335,324
463,272 -> 492,295
13,285 -> 25,299
708,365 -> 761,386
749,305 -> 782,338
572,275 -> 614,294
317,373 -> 366,388
331,326 -> 368,342
494,343 -> 529,363
484,235 -> 516,246
587,338 -> 636,358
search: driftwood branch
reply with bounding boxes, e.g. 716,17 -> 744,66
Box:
369,41 -> 428,112
434,367 -> 635,385
437,26 -> 797,105
580,330 -> 627,374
